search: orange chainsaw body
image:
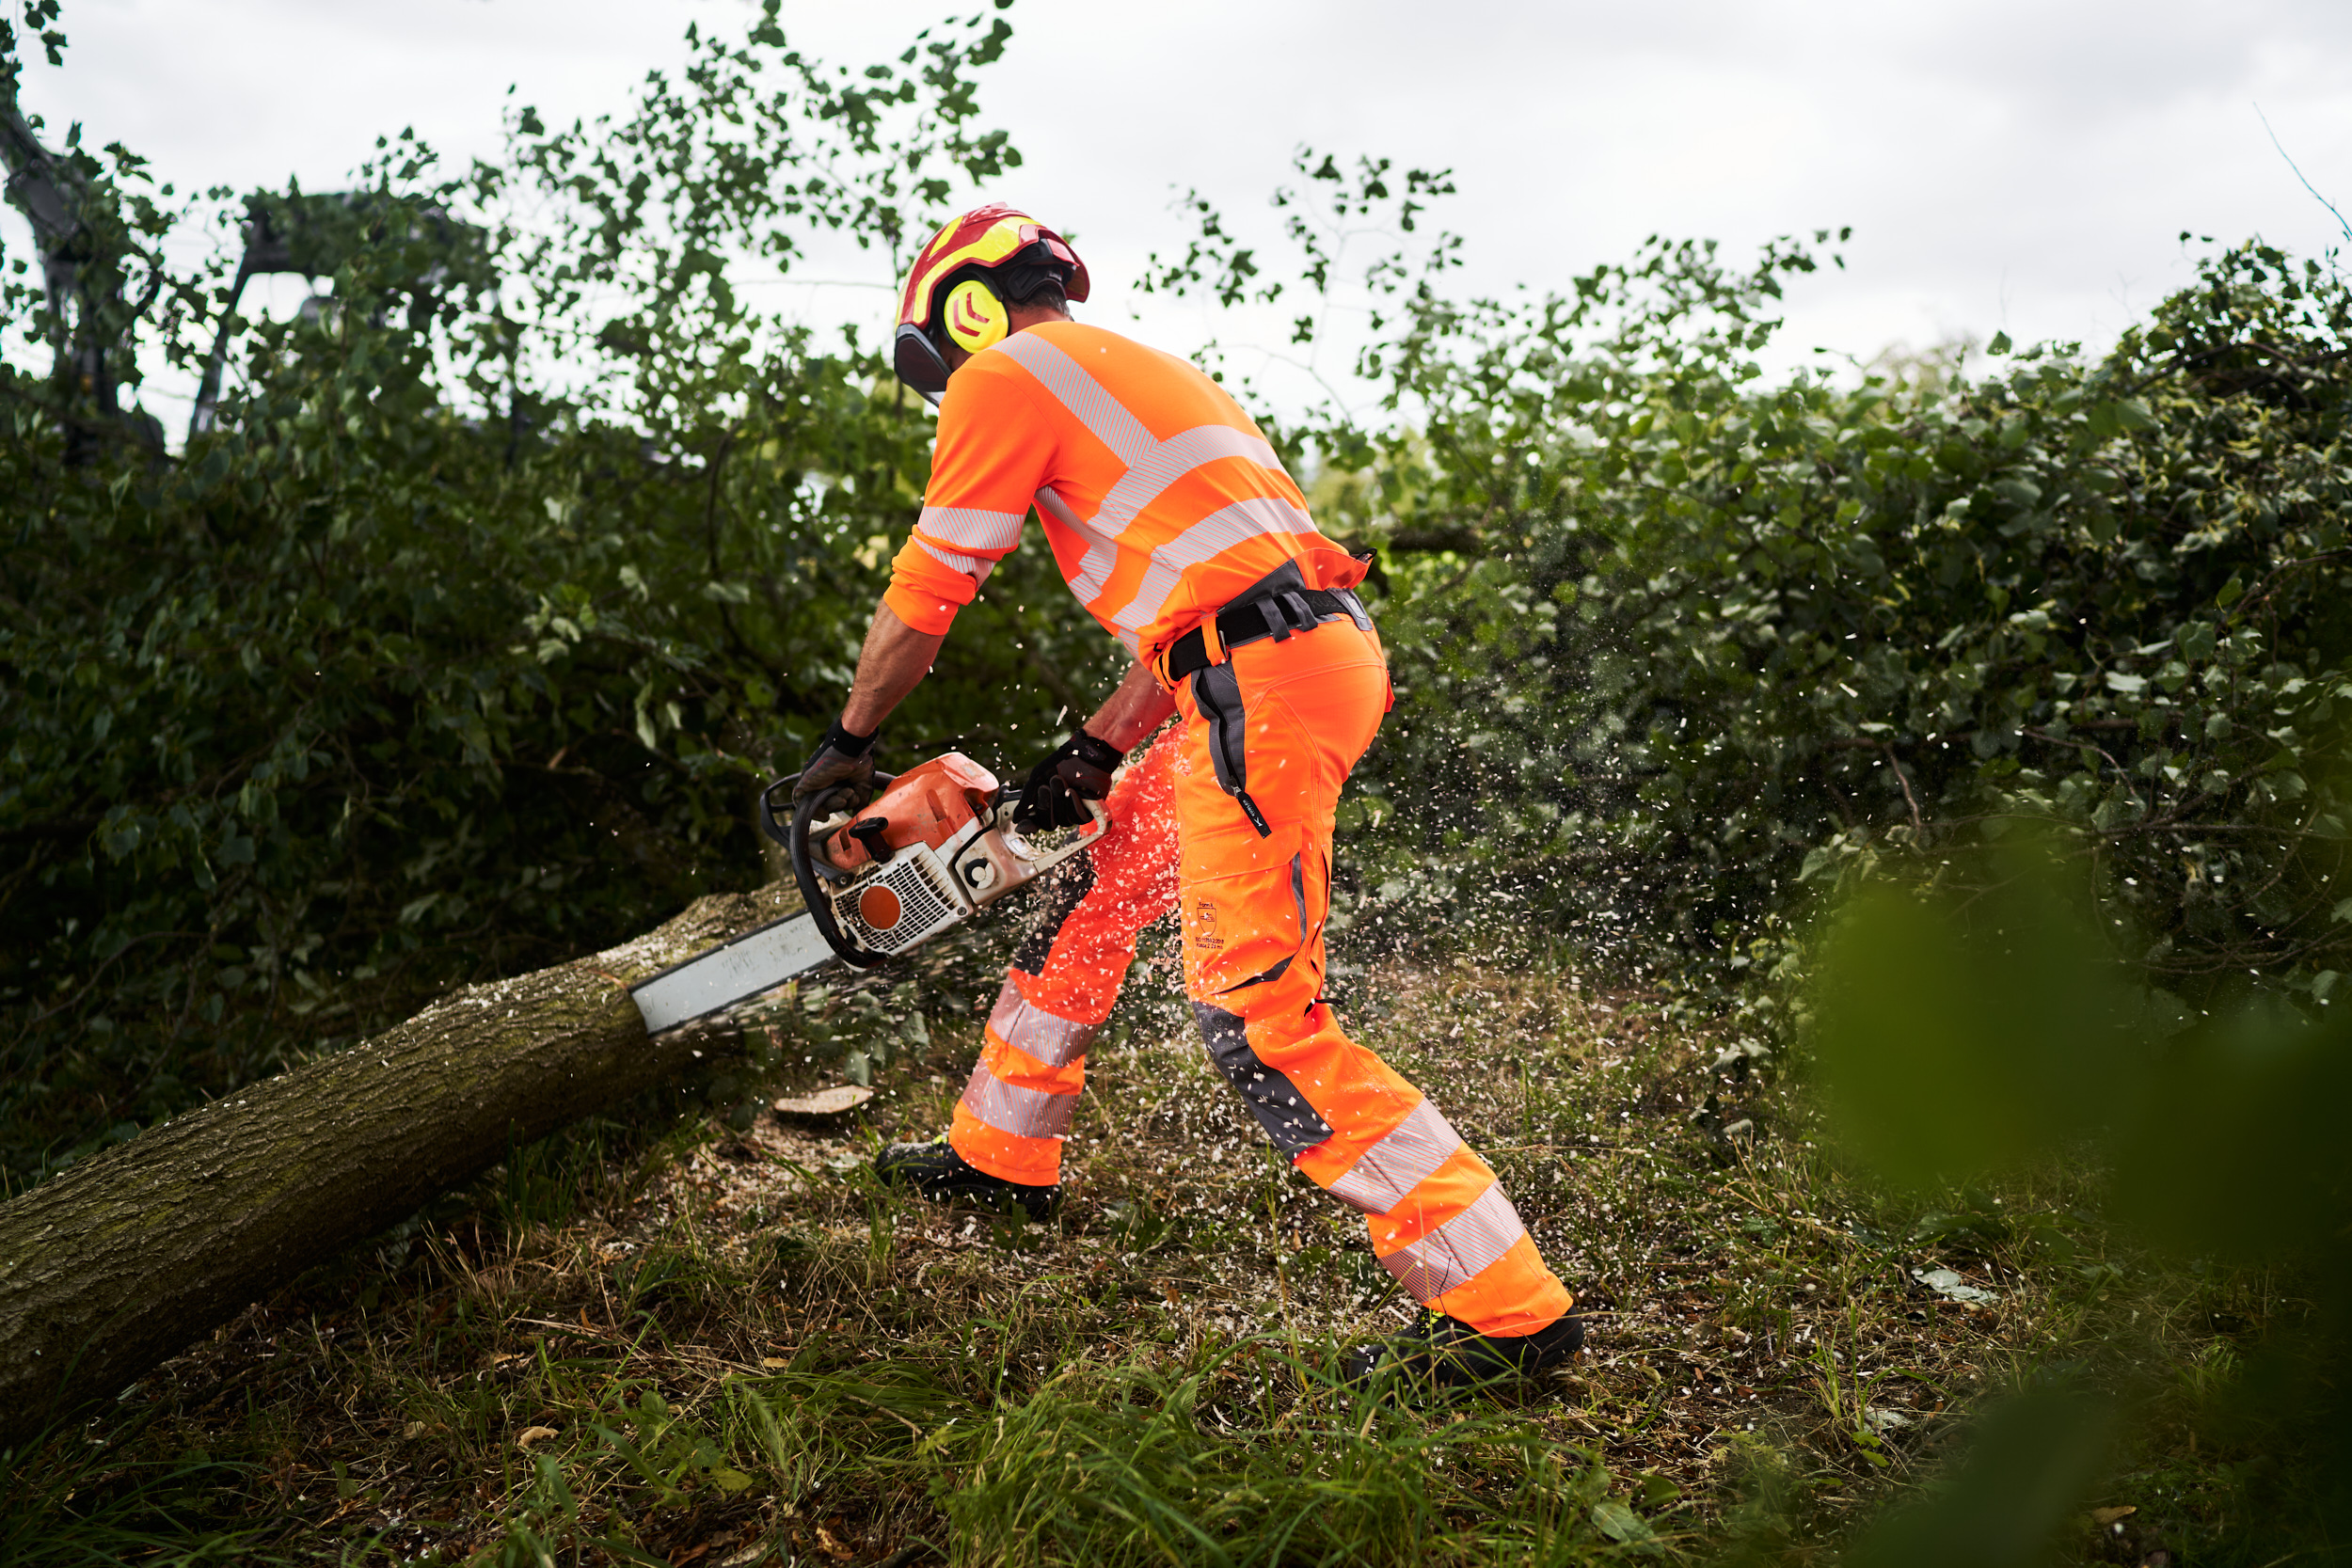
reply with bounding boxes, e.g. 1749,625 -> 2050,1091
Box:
823,753 -> 1001,874
801,750 -> 1106,958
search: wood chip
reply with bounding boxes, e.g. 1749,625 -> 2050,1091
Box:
771,1085 -> 874,1118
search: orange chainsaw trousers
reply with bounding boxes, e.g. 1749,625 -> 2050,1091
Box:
948,616 -> 1574,1338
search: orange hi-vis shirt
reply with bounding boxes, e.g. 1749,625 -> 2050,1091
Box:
883,321 -> 1347,658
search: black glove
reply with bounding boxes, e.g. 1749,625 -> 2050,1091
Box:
1012,729 -> 1122,831
791,719 -> 879,805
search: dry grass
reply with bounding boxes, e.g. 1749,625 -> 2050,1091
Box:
0,921 -> 2249,1566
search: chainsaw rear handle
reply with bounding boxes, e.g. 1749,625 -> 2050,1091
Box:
764,771 -> 895,970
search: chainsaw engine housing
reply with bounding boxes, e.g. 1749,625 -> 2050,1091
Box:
805,753 -> 1104,960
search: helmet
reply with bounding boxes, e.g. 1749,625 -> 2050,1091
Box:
893,204 -> 1089,403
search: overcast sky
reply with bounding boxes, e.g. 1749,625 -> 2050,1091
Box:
10,0 -> 2352,420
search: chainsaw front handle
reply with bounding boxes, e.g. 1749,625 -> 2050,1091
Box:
771,772 -> 896,970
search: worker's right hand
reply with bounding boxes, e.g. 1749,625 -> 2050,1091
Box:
792,720 -> 879,805
1012,729 -> 1122,830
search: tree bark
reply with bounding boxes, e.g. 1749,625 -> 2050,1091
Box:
0,880 -> 804,1449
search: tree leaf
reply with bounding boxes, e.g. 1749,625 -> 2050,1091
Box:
1591,1499 -> 1656,1543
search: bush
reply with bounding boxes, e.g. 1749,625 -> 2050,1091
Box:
1188,180 -> 2352,1012
0,5 -> 1121,1183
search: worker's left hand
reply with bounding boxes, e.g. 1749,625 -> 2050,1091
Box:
792,720 -> 879,805
1012,729 -> 1121,830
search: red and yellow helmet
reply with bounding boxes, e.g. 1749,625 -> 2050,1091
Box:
893,204 -> 1089,402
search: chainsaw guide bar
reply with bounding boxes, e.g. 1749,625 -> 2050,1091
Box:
628,911 -> 834,1036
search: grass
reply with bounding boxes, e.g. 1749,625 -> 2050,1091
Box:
0,911 -> 2329,1565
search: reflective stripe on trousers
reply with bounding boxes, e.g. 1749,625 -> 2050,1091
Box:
948,974 -> 1105,1147
959,1053 -> 1079,1139
948,739 -> 1181,1186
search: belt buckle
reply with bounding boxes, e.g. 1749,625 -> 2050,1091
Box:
1198,614 -> 1227,668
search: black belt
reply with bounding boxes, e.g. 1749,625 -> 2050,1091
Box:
1163,587 -> 1367,681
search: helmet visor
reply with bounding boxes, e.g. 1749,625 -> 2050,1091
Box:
893,323 -> 951,405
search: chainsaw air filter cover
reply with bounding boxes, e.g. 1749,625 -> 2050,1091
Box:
840,846 -> 966,955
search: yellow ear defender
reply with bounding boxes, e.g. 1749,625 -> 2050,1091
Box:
941,278 -> 1009,355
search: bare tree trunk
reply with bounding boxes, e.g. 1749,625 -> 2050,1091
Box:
0,881 -> 803,1449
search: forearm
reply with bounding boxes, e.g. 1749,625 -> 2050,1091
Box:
1083,659 -> 1176,752
839,604 -> 947,736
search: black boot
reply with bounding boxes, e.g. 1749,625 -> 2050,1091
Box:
873,1135 -> 1060,1223
1342,1308 -> 1585,1396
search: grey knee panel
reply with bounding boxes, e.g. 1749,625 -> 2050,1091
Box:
1192,1002 -> 1334,1156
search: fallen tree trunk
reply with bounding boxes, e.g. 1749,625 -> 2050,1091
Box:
0,881 -> 803,1449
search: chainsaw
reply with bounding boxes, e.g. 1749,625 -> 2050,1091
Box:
628,753 -> 1108,1035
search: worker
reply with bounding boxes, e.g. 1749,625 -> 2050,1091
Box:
794,204 -> 1582,1391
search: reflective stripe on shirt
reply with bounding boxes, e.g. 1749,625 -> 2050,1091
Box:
1103,496 -> 1319,637
994,330 -> 1157,465
883,322 -> 1346,657
916,504 -> 1028,552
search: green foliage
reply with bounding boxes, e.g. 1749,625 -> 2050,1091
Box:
513,1346 -> 1643,1568
928,1352 -> 1626,1567
1809,860 -> 2352,1563
1839,1388 -> 2115,1568
0,1421 -> 274,1566
1808,849 -> 2149,1185
0,5 -> 1120,1184
1165,181 -> 2352,1009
